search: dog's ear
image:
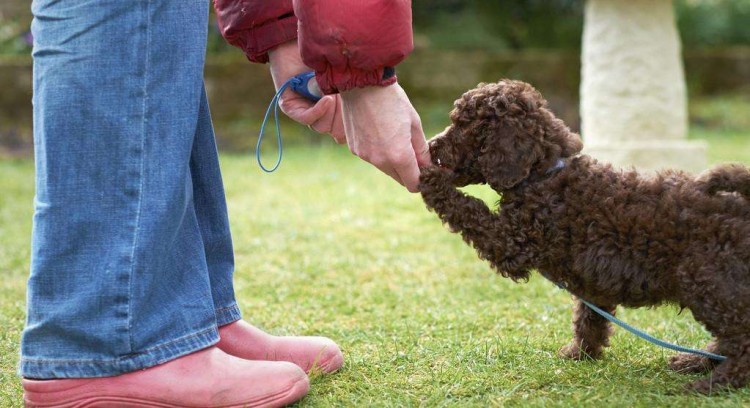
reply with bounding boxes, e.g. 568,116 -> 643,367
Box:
544,113 -> 583,159
523,110 -> 583,173
477,123 -> 540,190
560,131 -> 583,157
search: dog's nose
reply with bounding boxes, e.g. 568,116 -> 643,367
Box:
429,146 -> 450,169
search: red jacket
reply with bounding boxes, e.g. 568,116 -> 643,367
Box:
213,0 -> 413,94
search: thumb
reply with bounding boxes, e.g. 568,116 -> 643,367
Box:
280,95 -> 333,125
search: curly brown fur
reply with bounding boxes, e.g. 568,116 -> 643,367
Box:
419,79 -> 750,394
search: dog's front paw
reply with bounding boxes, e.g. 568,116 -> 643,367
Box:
419,166 -> 459,209
559,342 -> 602,360
419,165 -> 455,186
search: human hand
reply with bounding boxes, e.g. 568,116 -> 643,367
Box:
340,83 -> 431,192
268,40 -> 345,143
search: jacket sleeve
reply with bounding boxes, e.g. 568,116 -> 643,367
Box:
295,0 -> 413,94
214,0 -> 414,94
213,0 -> 298,64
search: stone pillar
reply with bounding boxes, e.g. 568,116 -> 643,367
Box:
580,0 -> 706,172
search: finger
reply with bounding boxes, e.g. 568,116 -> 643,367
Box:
381,164 -> 405,187
331,126 -> 346,144
310,119 -> 342,143
411,121 -> 431,168
391,151 -> 421,193
310,96 -> 346,143
358,150 -> 405,187
329,96 -> 346,143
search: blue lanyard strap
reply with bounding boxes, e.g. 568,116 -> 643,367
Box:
256,80 -> 291,173
256,72 -> 321,173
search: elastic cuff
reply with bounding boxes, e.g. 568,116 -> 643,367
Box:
316,66 -> 398,94
215,303 -> 242,327
243,15 -> 299,64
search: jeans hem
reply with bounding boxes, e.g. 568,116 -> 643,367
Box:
19,325 -> 219,379
215,303 -> 242,327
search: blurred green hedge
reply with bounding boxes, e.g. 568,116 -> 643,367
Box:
410,0 -> 750,51
2,0 -> 749,155
2,48 -> 748,154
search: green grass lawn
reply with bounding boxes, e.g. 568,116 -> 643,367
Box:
1,129 -> 749,407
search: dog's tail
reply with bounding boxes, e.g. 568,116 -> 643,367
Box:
696,164 -> 750,199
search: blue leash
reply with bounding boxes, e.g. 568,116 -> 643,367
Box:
556,283 -> 726,361
257,71 -> 321,173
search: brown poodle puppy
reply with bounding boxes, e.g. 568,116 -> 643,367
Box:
419,79 -> 750,394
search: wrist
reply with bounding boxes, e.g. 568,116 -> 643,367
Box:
341,81 -> 399,103
318,66 -> 397,94
268,40 -> 314,91
268,40 -> 299,67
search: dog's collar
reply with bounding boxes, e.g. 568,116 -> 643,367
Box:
516,158 -> 567,189
545,158 -> 566,175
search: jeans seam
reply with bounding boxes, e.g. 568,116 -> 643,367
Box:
19,326 -> 216,365
214,305 -> 237,313
215,303 -> 241,327
125,0 -> 152,353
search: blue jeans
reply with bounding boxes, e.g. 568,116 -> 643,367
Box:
21,0 -> 241,378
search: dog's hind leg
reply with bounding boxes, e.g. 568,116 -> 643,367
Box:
677,252 -> 750,392
668,339 -> 720,374
558,299 -> 616,360
688,334 -> 750,394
